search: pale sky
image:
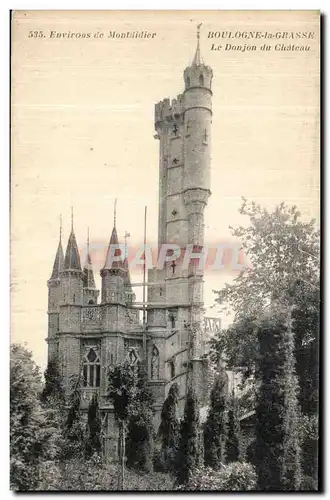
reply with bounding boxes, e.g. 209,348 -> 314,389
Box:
11,10 -> 320,371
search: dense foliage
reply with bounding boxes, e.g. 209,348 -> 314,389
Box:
226,392 -> 240,463
204,369 -> 228,468
85,394 -> 102,459
40,357 -> 65,405
107,362 -> 136,423
63,374 -> 86,460
210,200 -> 319,489
176,462 -> 257,491
254,309 -> 302,491
10,344 -> 62,491
107,362 -> 154,475
157,383 -> 180,472
126,366 -> 154,472
176,387 -> 201,485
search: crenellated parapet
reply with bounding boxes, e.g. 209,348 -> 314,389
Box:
154,94 -> 184,128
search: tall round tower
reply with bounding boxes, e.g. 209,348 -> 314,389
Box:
183,25 -> 213,201
149,26 -> 214,416
183,26 -> 213,390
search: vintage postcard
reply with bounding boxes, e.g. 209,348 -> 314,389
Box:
10,10 -> 320,492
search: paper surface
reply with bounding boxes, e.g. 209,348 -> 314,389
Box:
10,11 -> 320,492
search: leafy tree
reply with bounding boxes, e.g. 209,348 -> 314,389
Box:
211,200 -> 319,376
126,365 -> 154,472
210,200 -> 319,482
40,357 -> 65,405
254,308 -> 302,491
10,343 -> 62,491
226,392 -> 240,462
158,383 -> 180,472
176,387 -> 201,485
204,369 -> 228,468
85,393 -> 102,459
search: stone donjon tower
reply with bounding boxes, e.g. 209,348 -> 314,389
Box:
149,27 -> 213,414
46,30 -> 216,457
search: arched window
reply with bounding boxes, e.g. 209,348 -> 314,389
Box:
186,76 -> 190,88
199,74 -> 204,86
83,347 -> 101,387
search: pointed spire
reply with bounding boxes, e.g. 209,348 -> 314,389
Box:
50,241 -> 64,279
102,201 -> 123,271
192,22 -> 204,66
103,225 -> 123,270
83,227 -> 96,288
64,219 -> 82,271
71,206 -> 74,231
50,216 -> 64,280
114,198 -> 117,229
123,230 -> 131,285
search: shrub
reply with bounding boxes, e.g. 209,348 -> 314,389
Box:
177,462 -> 257,491
38,454 -> 117,491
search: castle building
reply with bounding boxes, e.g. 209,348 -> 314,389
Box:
46,29 -> 220,457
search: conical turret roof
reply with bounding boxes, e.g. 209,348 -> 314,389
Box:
64,229 -> 82,271
192,23 -> 204,67
192,31 -> 203,66
103,226 -> 124,270
83,252 -> 96,288
50,240 -> 64,279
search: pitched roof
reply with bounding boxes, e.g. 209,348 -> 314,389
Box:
63,230 -> 82,271
50,240 -> 64,279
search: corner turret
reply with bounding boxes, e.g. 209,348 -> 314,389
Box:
100,201 -> 128,304
47,219 -> 64,361
58,213 -> 83,334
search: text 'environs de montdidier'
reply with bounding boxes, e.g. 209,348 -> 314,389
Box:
47,30 -> 157,39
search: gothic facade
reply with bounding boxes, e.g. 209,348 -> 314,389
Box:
46,32 -> 220,457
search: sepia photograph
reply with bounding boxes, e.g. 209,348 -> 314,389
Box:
10,10 -> 320,491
